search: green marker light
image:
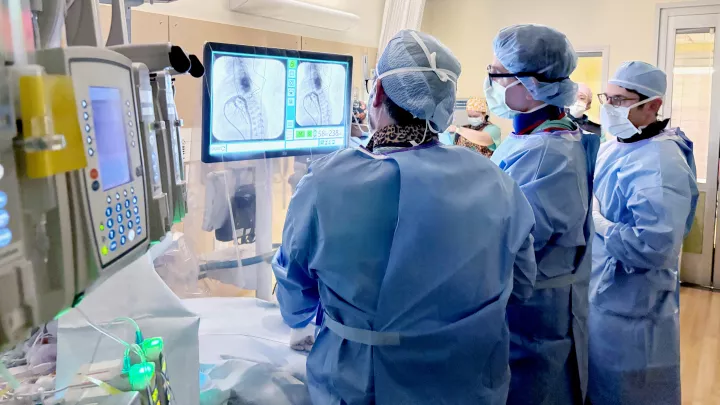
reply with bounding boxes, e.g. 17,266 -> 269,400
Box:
54,307 -> 72,320
128,362 -> 155,391
142,337 -> 164,361
99,224 -> 105,231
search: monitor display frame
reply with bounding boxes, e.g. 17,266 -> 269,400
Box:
201,42 -> 353,163
89,86 -> 133,191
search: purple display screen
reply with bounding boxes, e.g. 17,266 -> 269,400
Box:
90,87 -> 132,191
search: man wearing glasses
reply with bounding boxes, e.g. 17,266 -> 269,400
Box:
588,61 -> 699,405
486,24 -> 600,405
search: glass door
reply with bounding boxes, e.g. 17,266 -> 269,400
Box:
660,12 -> 720,288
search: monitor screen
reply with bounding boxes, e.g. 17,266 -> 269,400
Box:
89,86 -> 132,191
202,42 -> 353,162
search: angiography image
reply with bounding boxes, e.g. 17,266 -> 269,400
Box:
295,62 -> 347,126
212,56 -> 286,141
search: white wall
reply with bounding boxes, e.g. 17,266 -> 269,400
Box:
423,0 -> 693,101
135,0 -> 386,47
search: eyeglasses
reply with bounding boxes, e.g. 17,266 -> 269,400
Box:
486,65 -> 567,84
597,93 -> 640,107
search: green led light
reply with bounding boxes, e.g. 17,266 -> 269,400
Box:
99,224 -> 105,231
142,337 -> 164,361
128,362 -> 155,391
54,307 -> 72,320
149,241 -> 160,246
101,246 -> 109,255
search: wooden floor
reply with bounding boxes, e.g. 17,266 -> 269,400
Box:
680,286 -> 720,404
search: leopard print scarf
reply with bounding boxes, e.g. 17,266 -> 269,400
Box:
366,124 -> 436,153
455,121 -> 493,157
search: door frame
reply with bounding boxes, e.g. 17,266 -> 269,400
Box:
656,2 -> 720,288
576,47 -> 610,91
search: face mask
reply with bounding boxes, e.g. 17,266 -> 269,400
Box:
600,96 -> 659,139
467,117 -> 485,127
568,101 -> 588,118
484,77 -> 548,119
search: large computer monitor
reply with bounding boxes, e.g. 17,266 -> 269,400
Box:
201,42 -> 353,162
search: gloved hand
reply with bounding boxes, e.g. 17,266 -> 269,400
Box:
289,324 -> 316,352
592,195 -> 615,237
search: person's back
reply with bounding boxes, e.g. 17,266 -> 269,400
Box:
288,144 -> 534,403
272,29 -> 537,405
485,24 -> 599,405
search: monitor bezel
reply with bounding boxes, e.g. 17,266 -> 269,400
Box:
201,42 -> 353,163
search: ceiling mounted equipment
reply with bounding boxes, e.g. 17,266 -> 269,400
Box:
228,0 -> 360,31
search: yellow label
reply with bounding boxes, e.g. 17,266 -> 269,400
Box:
18,75 -> 87,178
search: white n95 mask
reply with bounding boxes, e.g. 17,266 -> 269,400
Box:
600,96 -> 659,139
568,101 -> 588,118
484,77 -> 547,120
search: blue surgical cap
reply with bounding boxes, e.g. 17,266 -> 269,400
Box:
377,29 -> 461,132
493,24 -> 578,107
609,61 -> 667,97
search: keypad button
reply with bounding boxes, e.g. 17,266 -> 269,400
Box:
128,230 -> 136,241
85,124 -> 91,133
87,136 -> 92,145
0,229 -> 11,247
124,190 -> 128,197
84,112 -> 89,120
106,218 -> 114,228
133,206 -> 139,214
107,196 -> 112,204
116,203 -> 122,212
92,181 -> 99,191
131,187 -> 135,194
110,241 -> 117,251
125,200 -> 130,208
88,148 -> 94,156
105,208 -> 112,217
135,216 -> 141,225
136,226 -> 142,235
116,193 -> 121,200
90,168 -> 98,179
133,196 -> 138,204
127,220 -> 133,229
120,236 -> 127,245
0,192 -> 6,209
117,214 -> 123,224
108,230 -> 116,240
0,210 -> 9,228
119,225 -> 125,235
126,210 -> 132,219
82,100 -> 88,108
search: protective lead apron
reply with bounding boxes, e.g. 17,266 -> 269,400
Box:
311,143 -> 521,405
506,122 -> 599,405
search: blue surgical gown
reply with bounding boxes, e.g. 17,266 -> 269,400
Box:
491,130 -> 599,405
588,128 -> 698,405
273,142 -> 537,405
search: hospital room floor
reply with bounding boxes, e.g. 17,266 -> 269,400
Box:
680,286 -> 720,404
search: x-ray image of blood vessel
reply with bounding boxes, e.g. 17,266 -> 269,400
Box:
212,56 -> 286,141
296,62 -> 347,126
